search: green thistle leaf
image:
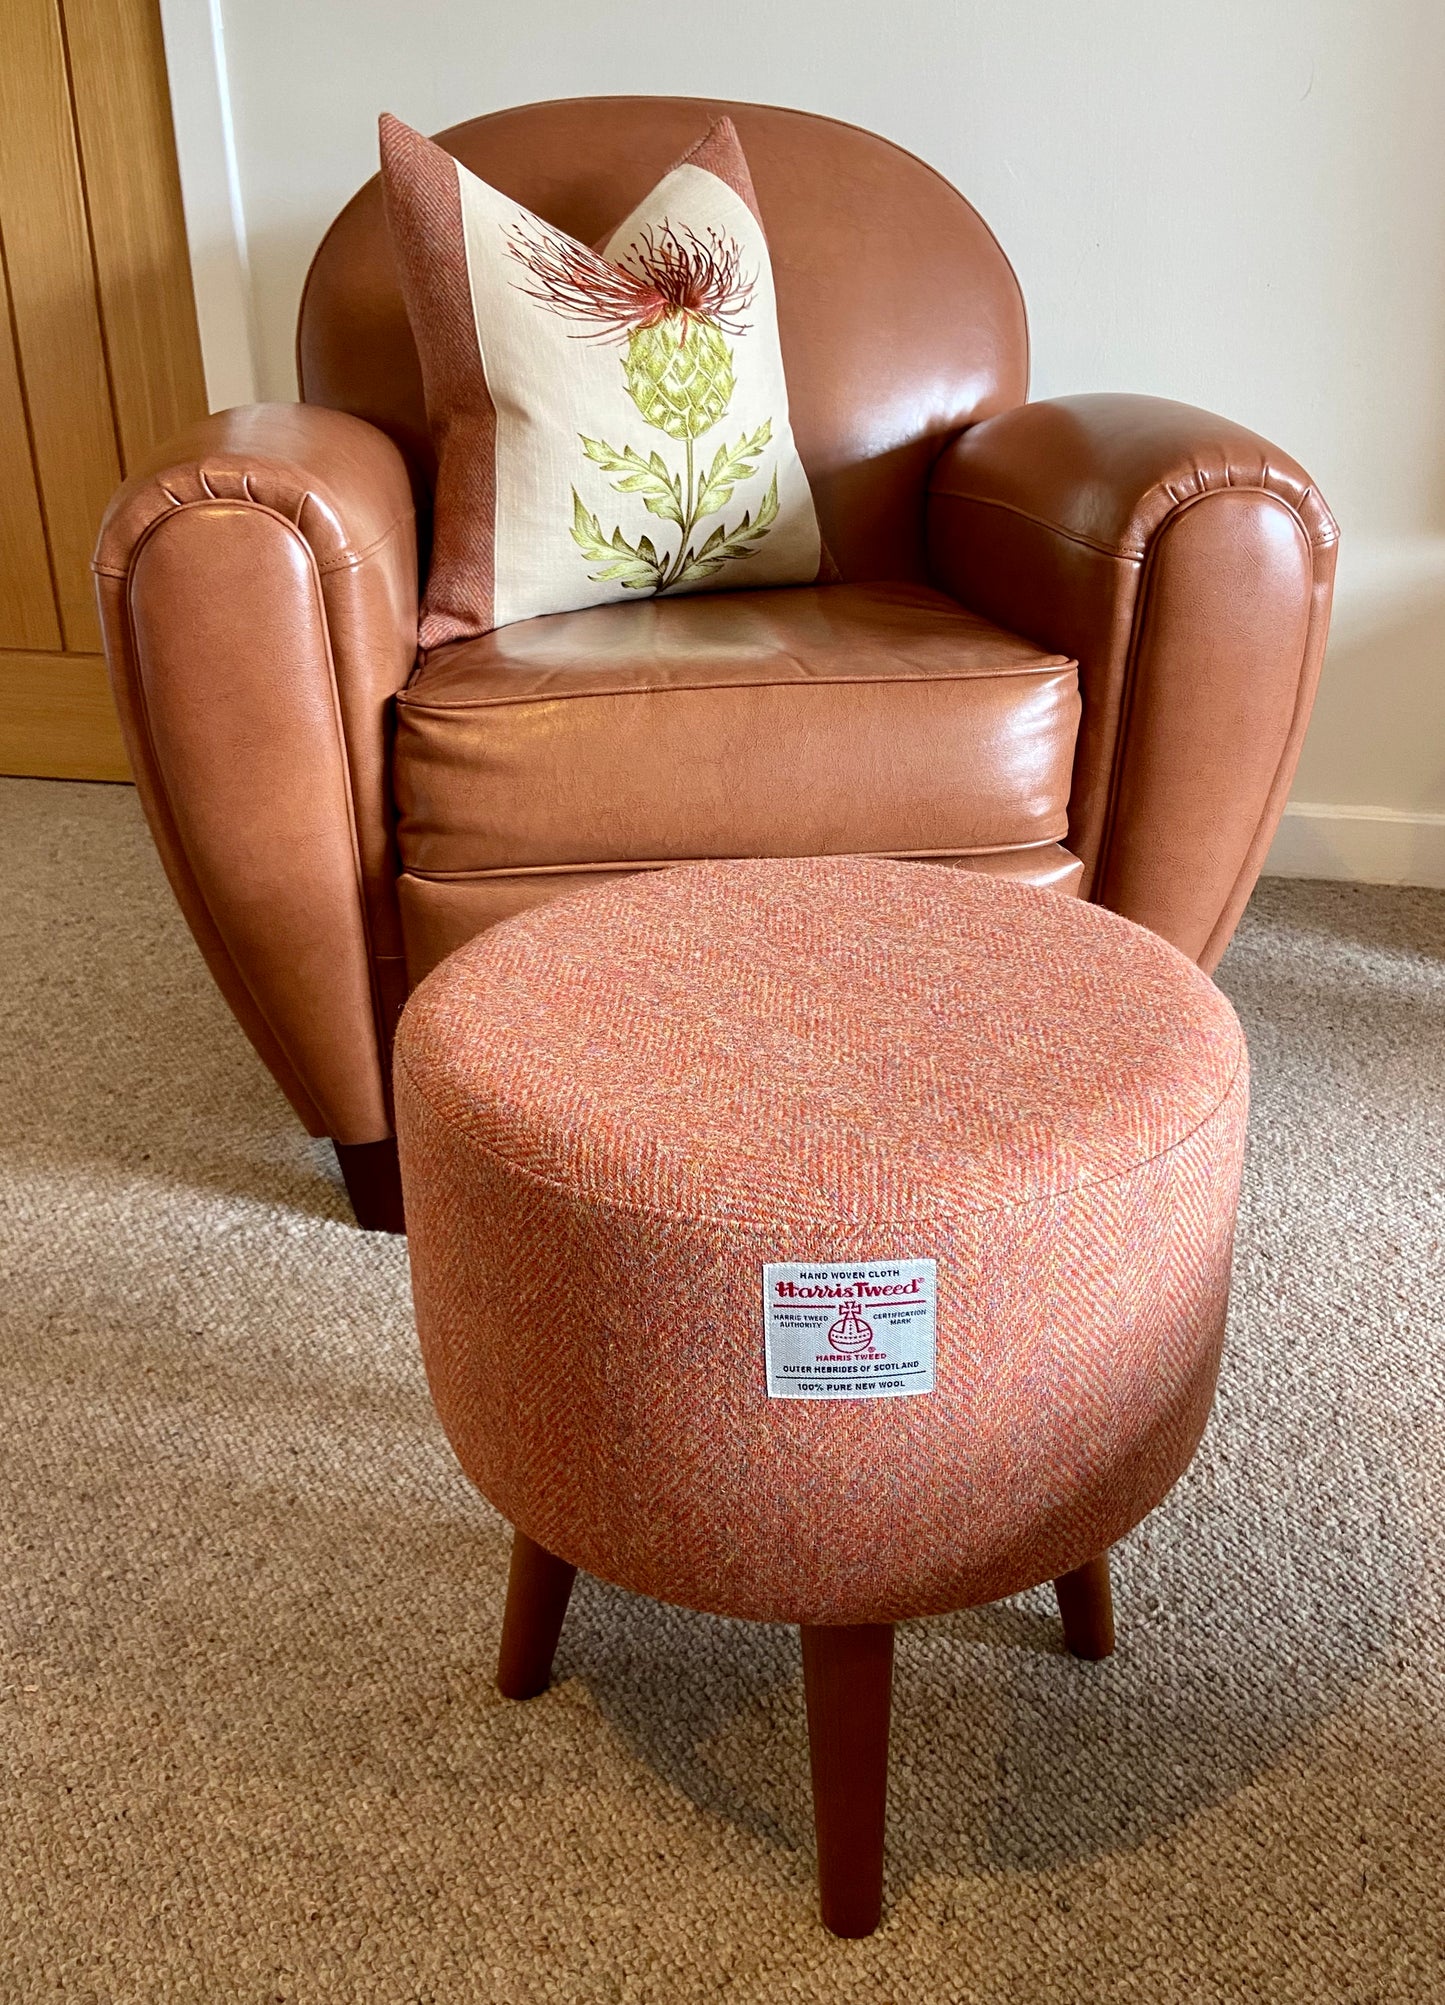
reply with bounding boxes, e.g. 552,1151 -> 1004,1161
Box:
569,489 -> 665,589
694,420 -> 773,518
579,438 -> 685,527
668,472 -> 780,589
753,470 -> 780,531
569,491 -> 613,562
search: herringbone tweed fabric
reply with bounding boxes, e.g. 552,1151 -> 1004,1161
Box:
3,780 -> 1442,2002
395,858 -> 1247,1622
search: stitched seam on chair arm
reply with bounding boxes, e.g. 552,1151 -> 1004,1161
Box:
930,490 -> 1151,561
93,497 -> 415,578
930,484 -> 1335,560
313,506 -> 416,572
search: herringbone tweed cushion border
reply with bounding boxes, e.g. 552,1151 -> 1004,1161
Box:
395,857 -> 1248,1623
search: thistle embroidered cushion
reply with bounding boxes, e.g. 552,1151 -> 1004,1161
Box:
379,114 -> 824,647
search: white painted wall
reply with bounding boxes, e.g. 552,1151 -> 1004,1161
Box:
157,0 -> 257,409
164,0 -> 1445,883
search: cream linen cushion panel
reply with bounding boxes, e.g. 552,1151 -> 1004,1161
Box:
379,114 -> 823,646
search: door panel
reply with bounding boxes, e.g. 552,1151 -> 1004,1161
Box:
65,0 -> 208,464
0,0 -> 205,778
0,652 -> 127,781
0,251 -> 63,652
0,0 -> 123,656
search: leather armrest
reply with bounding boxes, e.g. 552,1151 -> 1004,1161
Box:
927,392 -> 1338,968
94,402 -> 418,1142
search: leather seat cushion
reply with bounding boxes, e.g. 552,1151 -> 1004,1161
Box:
393,581 -> 1080,877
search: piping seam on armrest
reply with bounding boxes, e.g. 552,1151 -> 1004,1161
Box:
931,478 -> 1338,562
93,491 -> 415,579
931,490 -> 1147,562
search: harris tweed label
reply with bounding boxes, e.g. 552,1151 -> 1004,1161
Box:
762,1259 -> 936,1400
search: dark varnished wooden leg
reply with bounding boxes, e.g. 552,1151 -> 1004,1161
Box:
497,1529 -> 577,1699
1054,1551 -> 1116,1660
800,1623 -> 894,1938
334,1137 -> 406,1234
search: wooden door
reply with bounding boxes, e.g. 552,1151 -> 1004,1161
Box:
0,0 -> 206,780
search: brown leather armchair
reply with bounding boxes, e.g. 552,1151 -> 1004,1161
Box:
94,97 -> 1337,1232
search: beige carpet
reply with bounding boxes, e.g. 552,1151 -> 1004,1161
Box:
2,775 -> 1443,2004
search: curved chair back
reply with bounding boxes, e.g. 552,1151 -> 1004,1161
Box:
298,96 -> 1027,579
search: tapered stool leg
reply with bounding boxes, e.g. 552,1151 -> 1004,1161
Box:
497,1529 -> 577,1699
800,1622 -> 894,1938
1053,1551 -> 1115,1660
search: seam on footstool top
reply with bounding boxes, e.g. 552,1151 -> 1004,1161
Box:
393,1043 -> 1248,1235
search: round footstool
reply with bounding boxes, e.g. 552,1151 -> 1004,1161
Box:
394,857 -> 1248,1936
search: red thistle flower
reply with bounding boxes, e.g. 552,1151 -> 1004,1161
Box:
506,219 -> 755,342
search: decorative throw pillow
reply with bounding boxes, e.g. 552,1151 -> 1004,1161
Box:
379,114 -> 824,647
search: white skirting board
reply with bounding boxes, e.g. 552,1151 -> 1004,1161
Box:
1264,803 -> 1445,888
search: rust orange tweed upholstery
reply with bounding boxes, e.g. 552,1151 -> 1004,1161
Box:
395,857 -> 1248,1624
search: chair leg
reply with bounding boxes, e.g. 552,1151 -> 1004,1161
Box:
334,1137 -> 406,1234
1053,1550 -> 1115,1660
497,1529 -> 577,1700
800,1622 -> 894,1938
